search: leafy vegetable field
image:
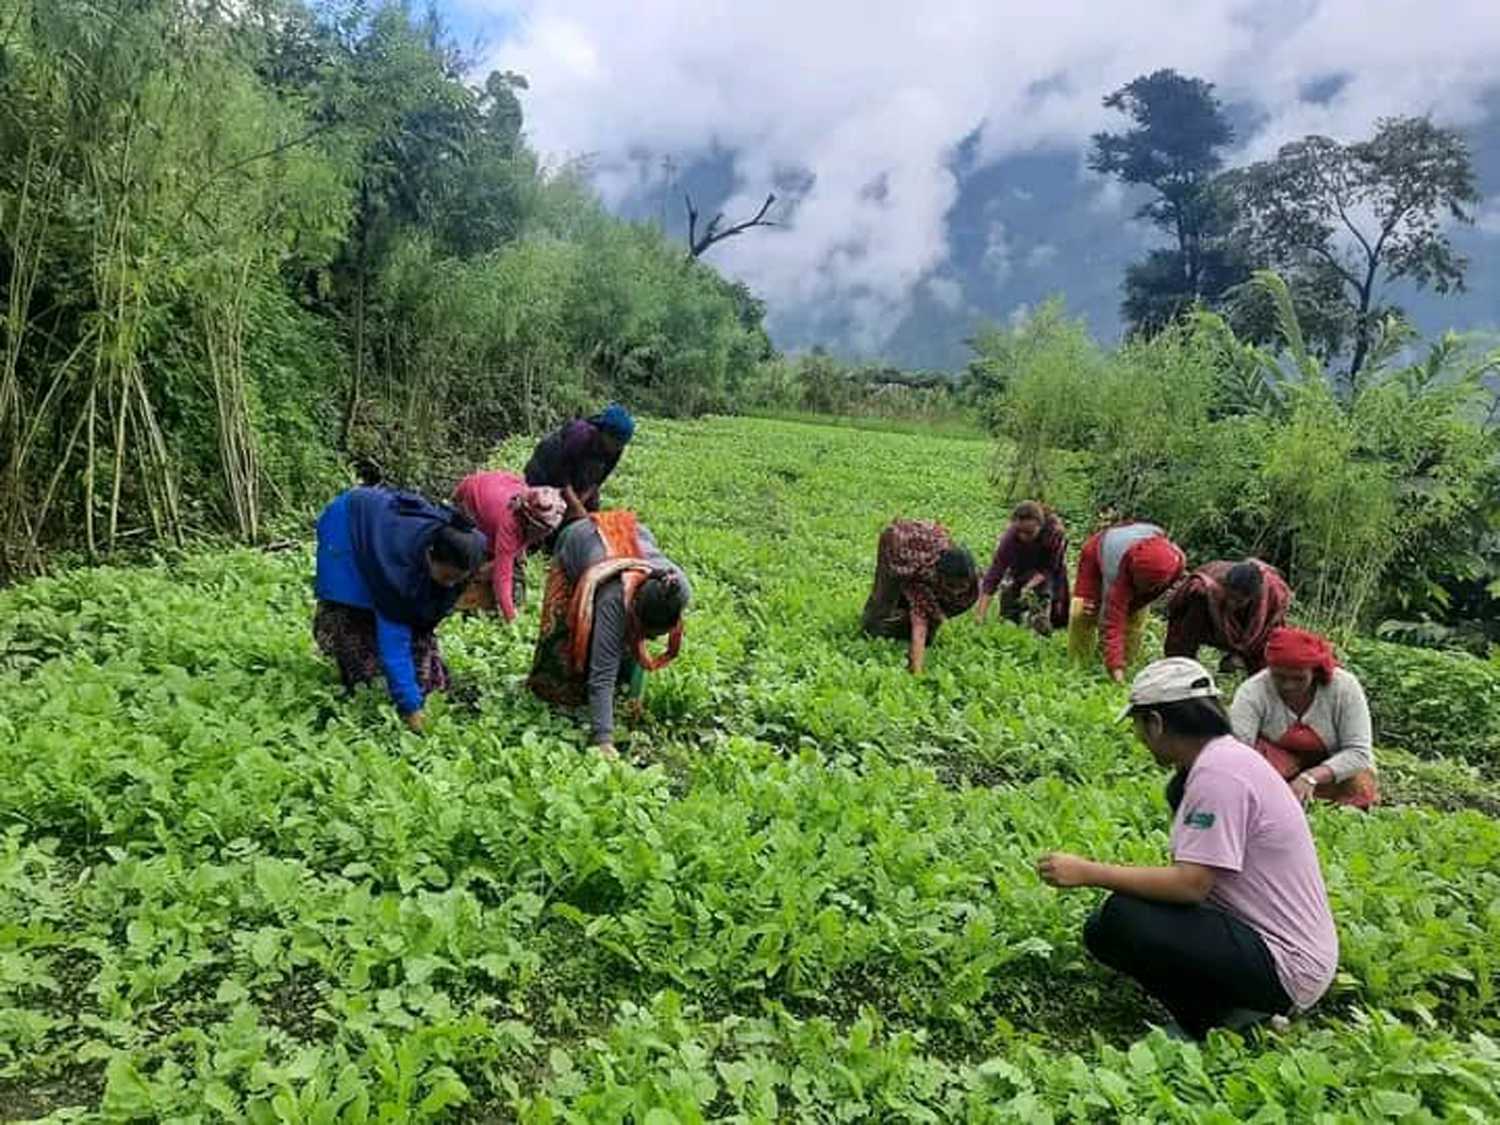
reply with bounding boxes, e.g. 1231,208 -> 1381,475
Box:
3,417 -> 1499,1122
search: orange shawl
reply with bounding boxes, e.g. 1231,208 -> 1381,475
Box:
564,510 -> 684,675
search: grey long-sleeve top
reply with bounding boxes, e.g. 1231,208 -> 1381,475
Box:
554,519 -> 689,743
1230,667 -> 1375,781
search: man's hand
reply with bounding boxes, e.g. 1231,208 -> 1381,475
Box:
563,485 -> 588,520
625,698 -> 645,724
975,593 -> 990,622
1037,852 -> 1096,889
404,710 -> 426,733
1111,667 -> 1126,684
1023,573 -> 1046,592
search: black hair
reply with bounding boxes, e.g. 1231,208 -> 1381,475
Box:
1133,694 -> 1233,739
1226,560 -> 1263,599
936,546 -> 976,581
637,570 -> 688,632
430,524 -> 486,574
1011,500 -> 1045,524
354,456 -> 383,486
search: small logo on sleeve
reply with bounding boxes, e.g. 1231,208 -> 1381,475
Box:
1185,811 -> 1216,829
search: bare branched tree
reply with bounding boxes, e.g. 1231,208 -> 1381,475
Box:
685,192 -> 777,259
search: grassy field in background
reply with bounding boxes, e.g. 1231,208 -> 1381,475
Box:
739,408 -> 987,441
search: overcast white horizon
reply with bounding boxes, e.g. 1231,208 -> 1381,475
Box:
458,0 -> 1500,362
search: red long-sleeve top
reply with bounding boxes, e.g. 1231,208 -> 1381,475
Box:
1075,524 -> 1186,672
981,516 -> 1068,595
451,471 -> 531,621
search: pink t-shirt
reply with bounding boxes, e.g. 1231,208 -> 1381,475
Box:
452,471 -> 528,620
1170,736 -> 1338,1010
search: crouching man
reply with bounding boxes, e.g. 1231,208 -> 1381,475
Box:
1037,658 -> 1338,1039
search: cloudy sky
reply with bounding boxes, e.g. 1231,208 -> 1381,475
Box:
445,0 -> 1500,368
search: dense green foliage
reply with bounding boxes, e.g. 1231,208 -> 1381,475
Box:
976,291 -> 1500,635
0,0 -> 769,579
1222,117 -> 1481,379
2,417 -> 1499,1120
1344,637 -> 1500,771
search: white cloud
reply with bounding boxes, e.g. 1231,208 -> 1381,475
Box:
1478,201 -> 1500,237
1027,243 -> 1059,269
925,275 -> 964,311
486,0 -> 1500,353
981,221 -> 1013,283
1086,177 -> 1128,216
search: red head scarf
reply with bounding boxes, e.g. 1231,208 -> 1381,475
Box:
1131,536 -> 1186,597
1265,627 -> 1338,684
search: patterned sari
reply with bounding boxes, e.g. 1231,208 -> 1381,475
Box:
312,602 -> 450,697
862,519 -> 977,639
526,511 -> 683,705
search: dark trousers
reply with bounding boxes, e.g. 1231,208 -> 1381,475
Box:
1083,894 -> 1292,1039
997,583 -> 1028,622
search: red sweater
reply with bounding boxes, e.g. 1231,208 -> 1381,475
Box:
1075,524 -> 1186,671
452,471 -> 530,621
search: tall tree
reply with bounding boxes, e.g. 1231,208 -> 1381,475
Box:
480,69 -> 528,154
1090,69 -> 1240,332
1122,245 -> 1249,338
309,4 -> 501,445
1222,116 -> 1479,379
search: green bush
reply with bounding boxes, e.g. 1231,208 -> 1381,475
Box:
975,301 -> 1106,502
1344,636 -> 1500,772
979,298 -> 1497,633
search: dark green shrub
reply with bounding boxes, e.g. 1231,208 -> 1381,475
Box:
1343,636 -> 1500,771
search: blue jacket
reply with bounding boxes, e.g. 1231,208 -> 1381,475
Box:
315,489 -> 483,715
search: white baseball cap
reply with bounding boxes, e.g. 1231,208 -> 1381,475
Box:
1116,658 -> 1220,721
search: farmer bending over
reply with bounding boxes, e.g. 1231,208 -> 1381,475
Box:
1038,658 -> 1337,1040
314,487 -> 487,731
524,403 -> 636,522
451,470 -> 566,621
527,510 -> 689,760
975,500 -> 1070,634
861,518 -> 978,675
1068,521 -> 1186,682
1165,558 -> 1291,674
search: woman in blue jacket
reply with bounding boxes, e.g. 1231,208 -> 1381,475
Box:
314,487 -> 487,730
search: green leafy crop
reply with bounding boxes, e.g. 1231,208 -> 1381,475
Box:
1,417 -> 1497,1121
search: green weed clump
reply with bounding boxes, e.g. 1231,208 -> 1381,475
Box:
1,417 -> 1497,1121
